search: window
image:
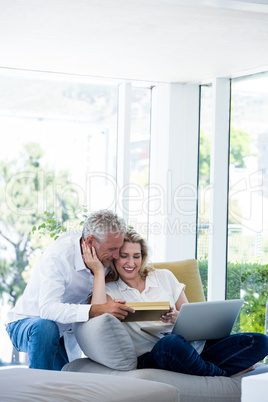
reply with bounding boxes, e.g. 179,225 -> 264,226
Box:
227,74 -> 268,333
128,87 -> 151,237
197,84 -> 213,297
0,70 -> 152,366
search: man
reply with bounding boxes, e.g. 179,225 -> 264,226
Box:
6,210 -> 134,370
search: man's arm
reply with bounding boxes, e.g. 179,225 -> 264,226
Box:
39,256 -> 90,323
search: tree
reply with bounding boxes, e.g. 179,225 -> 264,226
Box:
199,259 -> 268,334
198,130 -> 211,184
199,127 -> 252,185
0,143 -> 81,307
229,127 -> 251,168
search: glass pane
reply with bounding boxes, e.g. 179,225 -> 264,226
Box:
0,72 -> 118,365
128,87 -> 151,238
227,74 -> 268,334
197,85 -> 213,299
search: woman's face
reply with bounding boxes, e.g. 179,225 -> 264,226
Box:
114,241 -> 142,282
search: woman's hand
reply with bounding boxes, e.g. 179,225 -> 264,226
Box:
82,242 -> 104,275
160,307 -> 178,324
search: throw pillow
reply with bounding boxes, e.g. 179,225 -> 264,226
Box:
73,313 -> 137,370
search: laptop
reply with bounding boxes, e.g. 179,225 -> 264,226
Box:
141,299 -> 244,341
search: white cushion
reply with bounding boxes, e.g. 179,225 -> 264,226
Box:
73,313 -> 137,370
63,358 -> 242,401
0,367 -> 179,402
63,359 -> 268,402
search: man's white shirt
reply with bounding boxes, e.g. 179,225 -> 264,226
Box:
6,230 -> 109,361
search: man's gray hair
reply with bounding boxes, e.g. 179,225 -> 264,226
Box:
82,209 -> 127,242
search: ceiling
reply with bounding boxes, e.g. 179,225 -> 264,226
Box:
0,0 -> 268,84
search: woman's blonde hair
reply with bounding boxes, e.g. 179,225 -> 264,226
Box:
110,229 -> 154,281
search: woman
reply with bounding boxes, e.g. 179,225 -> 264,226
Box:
82,229 -> 268,377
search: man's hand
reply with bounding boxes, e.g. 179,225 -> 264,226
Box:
89,299 -> 135,321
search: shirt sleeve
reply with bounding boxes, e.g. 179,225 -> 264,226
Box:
38,256 -> 91,324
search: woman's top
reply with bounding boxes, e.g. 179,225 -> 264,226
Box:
105,269 -> 205,356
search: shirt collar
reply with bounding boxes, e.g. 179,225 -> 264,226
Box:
74,236 -> 87,272
116,270 -> 158,292
144,271 -> 158,291
116,277 -> 130,291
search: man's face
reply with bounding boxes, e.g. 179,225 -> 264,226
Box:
93,232 -> 125,267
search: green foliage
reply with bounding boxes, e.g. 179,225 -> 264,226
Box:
31,207 -> 89,241
229,127 -> 251,168
198,131 -> 211,184
0,143 -> 81,306
199,127 -> 252,185
80,207 -> 89,227
198,257 -> 208,297
31,211 -> 67,241
198,258 -> 268,334
31,204 -> 135,242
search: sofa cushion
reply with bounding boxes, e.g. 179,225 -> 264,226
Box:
63,357 -> 115,374
73,313 -> 137,371
0,367 -> 179,402
154,259 -> 205,303
62,358 -> 268,402
63,357 -> 242,402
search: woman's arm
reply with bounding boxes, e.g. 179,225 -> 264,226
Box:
81,242 -> 107,304
160,290 -> 188,324
175,290 -> 188,311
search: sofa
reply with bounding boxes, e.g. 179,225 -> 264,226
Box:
0,366 -> 179,401
62,259 -> 268,402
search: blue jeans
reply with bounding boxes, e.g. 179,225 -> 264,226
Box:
138,333 -> 268,376
6,318 -> 69,370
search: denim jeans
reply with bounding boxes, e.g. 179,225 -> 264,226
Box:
138,333 -> 268,377
6,318 -> 69,370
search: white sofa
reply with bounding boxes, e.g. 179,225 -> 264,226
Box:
0,367 -> 179,402
62,260 -> 268,402
63,358 -> 268,402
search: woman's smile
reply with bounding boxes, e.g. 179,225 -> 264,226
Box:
123,266 -> 136,272
114,242 -> 143,283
